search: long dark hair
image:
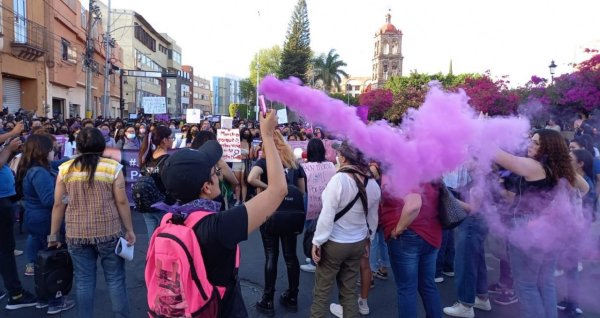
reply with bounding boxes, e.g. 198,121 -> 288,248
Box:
240,128 -> 253,144
572,149 -> 595,184
68,127 -> 106,186
307,138 -> 326,163
138,125 -> 171,166
191,130 -> 216,149
535,129 -> 576,185
16,134 -> 54,196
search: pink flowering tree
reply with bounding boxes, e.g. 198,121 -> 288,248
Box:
358,89 -> 394,120
459,73 -> 519,116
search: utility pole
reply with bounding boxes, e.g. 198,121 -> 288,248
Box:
102,0 -> 112,118
255,55 -> 259,121
84,0 -> 94,119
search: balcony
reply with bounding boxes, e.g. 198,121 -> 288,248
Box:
8,16 -> 47,61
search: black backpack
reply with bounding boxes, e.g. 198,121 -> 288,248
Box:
263,185 -> 306,236
35,247 -> 73,300
132,156 -> 167,211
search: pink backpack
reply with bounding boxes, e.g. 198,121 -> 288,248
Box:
146,212 -> 240,317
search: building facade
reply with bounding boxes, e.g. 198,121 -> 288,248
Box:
342,77 -> 373,98
108,8 -> 182,117
192,75 -> 211,115
47,0 -> 122,119
212,76 -> 242,116
0,0 -> 48,116
372,11 -> 403,89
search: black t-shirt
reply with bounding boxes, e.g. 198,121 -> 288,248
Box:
193,205 -> 248,317
142,154 -> 175,205
254,158 -> 306,187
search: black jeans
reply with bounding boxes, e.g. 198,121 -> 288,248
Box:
0,198 -> 24,296
259,225 -> 300,299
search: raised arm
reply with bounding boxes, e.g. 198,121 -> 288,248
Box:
494,149 -> 546,181
243,110 -> 287,234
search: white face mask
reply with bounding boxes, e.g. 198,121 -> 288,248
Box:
139,129 -> 146,134
126,133 -> 136,139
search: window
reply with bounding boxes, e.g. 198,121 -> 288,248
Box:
383,42 -> 389,55
172,51 -> 181,64
354,85 -> 360,91
194,80 -> 199,87
61,38 -> 69,61
159,44 -> 168,55
134,23 -> 156,51
0,6 -> 3,34
14,0 -> 27,43
81,6 -> 87,28
193,93 -> 199,98
62,0 -> 76,10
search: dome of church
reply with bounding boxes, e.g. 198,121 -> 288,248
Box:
380,23 -> 401,34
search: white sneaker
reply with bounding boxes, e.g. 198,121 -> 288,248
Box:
443,302 -> 475,318
300,263 -> 316,273
435,276 -> 444,283
474,297 -> 491,311
330,303 -> 343,318
305,258 -> 311,263
358,298 -> 370,315
554,269 -> 564,277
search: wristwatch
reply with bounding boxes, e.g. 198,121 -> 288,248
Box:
47,234 -> 62,243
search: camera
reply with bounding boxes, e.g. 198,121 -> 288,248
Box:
14,109 -> 31,132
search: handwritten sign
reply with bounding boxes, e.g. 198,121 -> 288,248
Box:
301,161 -> 337,220
217,129 -> 242,163
277,108 -> 288,124
142,97 -> 167,114
186,109 -> 201,124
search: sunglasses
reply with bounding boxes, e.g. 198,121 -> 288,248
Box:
212,167 -> 222,177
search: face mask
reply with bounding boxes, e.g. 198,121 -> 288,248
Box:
126,133 -> 136,139
139,129 -> 146,134
169,126 -> 176,129
101,130 -> 110,137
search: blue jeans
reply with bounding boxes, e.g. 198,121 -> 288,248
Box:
69,239 -> 129,318
0,198 -> 24,297
454,216 -> 488,305
142,211 -> 167,237
387,230 -> 442,318
369,228 -> 390,272
26,234 -> 47,264
435,229 -> 455,277
509,243 -> 557,318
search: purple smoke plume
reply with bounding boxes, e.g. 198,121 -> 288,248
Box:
259,75 -> 529,196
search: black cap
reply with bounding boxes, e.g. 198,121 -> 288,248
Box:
160,140 -> 223,203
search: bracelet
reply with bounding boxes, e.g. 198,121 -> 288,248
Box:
47,234 -> 62,243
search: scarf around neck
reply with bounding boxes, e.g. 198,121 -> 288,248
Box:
152,198 -> 221,218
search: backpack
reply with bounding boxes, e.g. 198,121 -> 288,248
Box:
132,156 -> 167,211
263,185 -> 306,236
146,212 -> 240,318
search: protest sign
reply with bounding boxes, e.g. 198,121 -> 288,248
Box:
217,129 -> 242,162
277,108 -> 288,124
221,116 -> 233,129
186,109 -> 201,123
142,97 -> 167,114
301,162 -> 337,220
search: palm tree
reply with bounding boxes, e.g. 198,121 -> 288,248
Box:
312,49 -> 349,92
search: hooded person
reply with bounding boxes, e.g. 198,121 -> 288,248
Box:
147,110 -> 288,318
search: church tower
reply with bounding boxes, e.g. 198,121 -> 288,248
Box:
372,11 -> 403,88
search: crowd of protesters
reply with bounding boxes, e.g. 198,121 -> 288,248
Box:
0,106 -> 599,318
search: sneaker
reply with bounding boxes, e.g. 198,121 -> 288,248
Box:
488,283 -> 512,295
358,298 -> 370,315
36,301 -> 48,309
13,250 -> 23,256
442,271 -> 455,277
24,263 -> 35,276
0,290 -> 6,300
374,269 -> 389,280
554,269 -> 565,277
47,298 -> 75,315
474,297 -> 491,311
494,291 -> 518,305
330,303 -> 343,318
435,276 -> 444,283
5,291 -> 37,310
300,263 -> 316,273
443,302 -> 474,318
558,300 -> 569,311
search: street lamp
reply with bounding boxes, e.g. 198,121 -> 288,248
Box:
548,60 -> 557,83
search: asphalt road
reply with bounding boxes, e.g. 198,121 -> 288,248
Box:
3,212 -> 600,317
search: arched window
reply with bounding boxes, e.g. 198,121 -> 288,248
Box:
374,41 -> 379,56
392,41 -> 399,54
383,41 -> 390,55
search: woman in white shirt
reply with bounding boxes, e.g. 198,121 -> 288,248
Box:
310,141 -> 381,318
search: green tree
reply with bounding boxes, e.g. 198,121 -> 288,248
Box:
239,78 -> 256,106
312,49 -> 349,92
249,45 -> 282,88
278,0 -> 311,84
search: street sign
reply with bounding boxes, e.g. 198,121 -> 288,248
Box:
142,96 -> 167,114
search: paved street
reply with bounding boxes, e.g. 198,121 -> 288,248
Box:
3,212 -> 600,317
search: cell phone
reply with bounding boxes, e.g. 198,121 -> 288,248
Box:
259,95 -> 267,118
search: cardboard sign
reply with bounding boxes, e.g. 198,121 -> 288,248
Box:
288,140 -> 308,151
301,162 -> 337,220
221,116 -> 233,129
217,129 -> 242,162
142,97 -> 167,114
277,108 -> 288,124
186,109 -> 201,124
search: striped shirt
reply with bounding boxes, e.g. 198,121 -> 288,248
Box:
59,157 -> 123,245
